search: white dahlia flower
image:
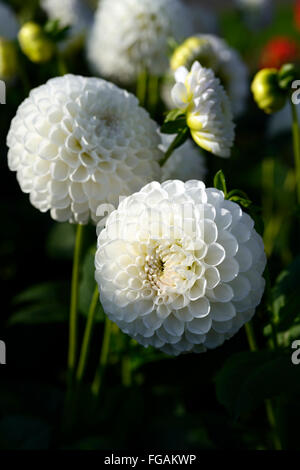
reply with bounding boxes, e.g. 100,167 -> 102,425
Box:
95,180 -> 266,356
268,102 -> 300,138
160,134 -> 207,182
7,74 -> 162,224
87,0 -> 192,84
0,1 -> 19,40
164,35 -> 248,117
189,5 -> 218,36
171,61 -> 235,158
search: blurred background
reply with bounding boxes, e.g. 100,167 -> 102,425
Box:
1,0 -> 300,451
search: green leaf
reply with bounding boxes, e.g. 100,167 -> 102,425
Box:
227,189 -> 251,201
8,304 -> 68,326
79,246 -> 104,322
8,281 -> 69,326
213,170 -> 227,196
229,196 -> 252,208
161,110 -> 187,135
12,281 -> 69,306
44,19 -> 70,42
216,351 -> 300,419
272,255 -> 300,331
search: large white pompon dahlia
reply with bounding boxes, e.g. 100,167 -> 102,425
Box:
160,134 -> 207,182
0,1 -> 19,39
95,180 -> 267,356
7,75 -> 162,224
172,61 -> 235,158
87,0 -> 192,84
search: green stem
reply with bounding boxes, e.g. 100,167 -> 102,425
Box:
262,158 -> 275,256
136,69 -> 148,107
291,101 -> 300,204
265,400 -> 282,450
122,354 -> 132,388
68,223 -> 84,386
57,51 -> 68,76
76,285 -> 99,383
148,75 -> 159,116
244,321 -> 258,352
91,316 -> 112,397
159,131 -> 185,167
244,321 -> 282,450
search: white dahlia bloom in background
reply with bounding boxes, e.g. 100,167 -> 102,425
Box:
235,0 -> 273,31
268,102 -> 300,138
160,134 -> 207,182
7,74 -> 162,224
0,1 -> 19,39
163,35 -> 248,117
171,61 -> 235,158
95,180 -> 266,356
189,5 -> 219,36
87,0 -> 192,84
41,0 -> 93,48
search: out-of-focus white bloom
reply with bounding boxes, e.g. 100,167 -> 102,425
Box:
235,0 -> 273,31
0,1 -> 19,39
41,0 -> 93,48
164,35 -> 248,117
268,102 -> 300,138
95,180 -> 266,356
87,0 -> 192,84
160,134 -> 207,182
7,74 -> 162,224
171,61 -> 235,158
188,4 -> 219,35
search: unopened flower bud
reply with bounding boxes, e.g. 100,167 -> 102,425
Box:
0,38 -> 18,80
18,21 -> 55,63
251,68 -> 287,114
278,63 -> 298,90
170,36 -> 217,72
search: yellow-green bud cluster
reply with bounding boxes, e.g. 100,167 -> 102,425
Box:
170,36 -> 217,73
0,38 -> 18,81
18,22 -> 55,64
251,64 -> 298,114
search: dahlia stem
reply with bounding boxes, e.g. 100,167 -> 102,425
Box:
57,52 -> 68,76
244,321 -> 258,352
291,101 -> 300,205
244,321 -> 282,450
136,69 -> 148,107
148,75 -> 159,116
122,354 -> 132,387
76,284 -> 99,383
68,223 -> 84,386
159,133 -> 181,167
91,315 -> 112,397
262,157 -> 275,257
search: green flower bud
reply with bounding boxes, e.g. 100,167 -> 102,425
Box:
170,36 -> 217,72
18,21 -> 55,64
278,63 -> 298,90
0,38 -> 18,81
251,68 -> 287,114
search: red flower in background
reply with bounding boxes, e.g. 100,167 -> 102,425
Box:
259,36 -> 299,69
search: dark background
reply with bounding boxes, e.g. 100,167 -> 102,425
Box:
0,0 -> 300,451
